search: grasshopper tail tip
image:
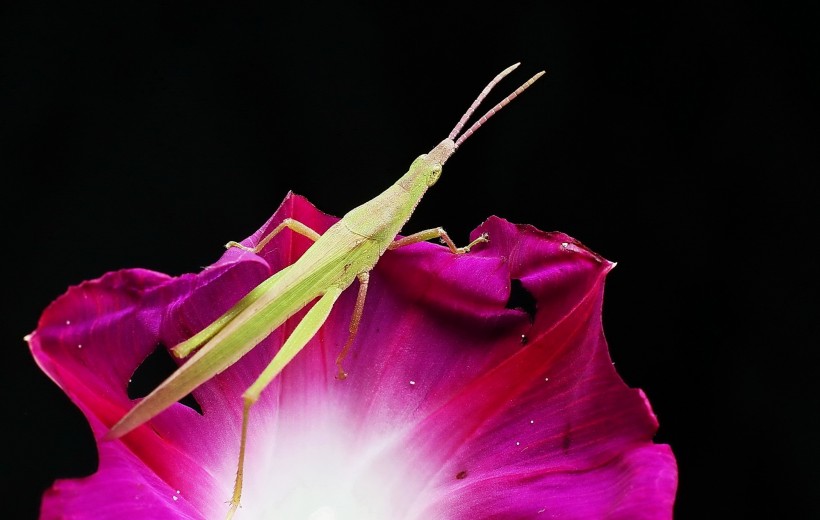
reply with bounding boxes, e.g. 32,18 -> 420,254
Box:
104,417 -> 135,441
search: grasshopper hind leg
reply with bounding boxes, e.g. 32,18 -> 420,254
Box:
226,286 -> 343,519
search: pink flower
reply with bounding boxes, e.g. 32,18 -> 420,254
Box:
29,193 -> 677,519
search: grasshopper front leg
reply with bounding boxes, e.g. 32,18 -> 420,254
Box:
335,272 -> 370,380
226,217 -> 321,253
389,227 -> 489,254
174,218 -> 321,360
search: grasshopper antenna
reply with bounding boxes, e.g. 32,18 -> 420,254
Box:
448,63 -> 546,150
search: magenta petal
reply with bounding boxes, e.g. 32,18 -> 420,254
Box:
30,266 -> 266,518
29,193 -> 676,519
40,438 -> 203,519
309,218 -> 678,518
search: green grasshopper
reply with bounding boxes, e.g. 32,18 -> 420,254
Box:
106,63 -> 544,517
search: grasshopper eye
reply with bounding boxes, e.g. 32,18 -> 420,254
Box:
427,164 -> 442,186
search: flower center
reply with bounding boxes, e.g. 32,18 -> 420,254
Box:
235,406 -> 427,519
308,506 -> 337,520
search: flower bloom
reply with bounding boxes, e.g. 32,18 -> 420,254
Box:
29,193 -> 677,519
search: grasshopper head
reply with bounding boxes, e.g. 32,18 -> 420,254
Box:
424,138 -> 456,185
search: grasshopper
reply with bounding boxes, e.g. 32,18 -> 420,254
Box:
106,63 -> 544,517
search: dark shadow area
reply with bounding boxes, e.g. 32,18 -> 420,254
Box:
505,278 -> 537,323
127,345 -> 203,415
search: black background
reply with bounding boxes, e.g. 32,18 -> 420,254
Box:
3,2 -> 816,518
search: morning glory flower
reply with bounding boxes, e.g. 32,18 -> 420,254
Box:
28,193 -> 677,519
